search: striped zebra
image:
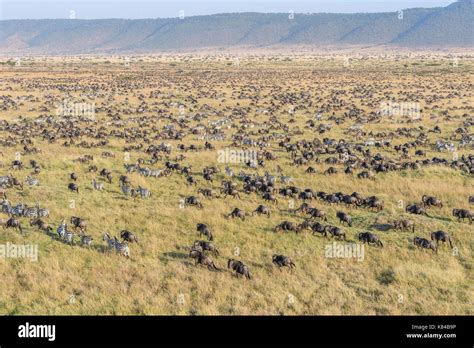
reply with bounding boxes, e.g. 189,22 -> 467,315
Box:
25,176 -> 39,186
22,206 -> 39,218
64,230 -> 74,245
57,220 -> 67,240
9,203 -> 25,217
120,184 -> 132,196
113,237 -> 130,258
80,235 -> 93,247
103,233 -> 115,253
135,186 -> 151,198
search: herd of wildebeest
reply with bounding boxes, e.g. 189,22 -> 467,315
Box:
0,57 -> 473,282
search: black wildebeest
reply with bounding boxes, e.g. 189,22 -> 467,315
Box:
358,232 -> 383,248
228,259 -> 251,279
272,255 -> 296,271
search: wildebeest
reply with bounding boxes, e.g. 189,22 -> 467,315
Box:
406,204 -> 428,216
336,211 -> 352,227
414,236 -> 437,253
274,221 -> 301,234
189,250 -> 219,271
30,218 -> 52,233
5,217 -> 22,234
184,196 -> 203,208
421,195 -> 443,208
252,204 -> 270,218
393,219 -> 415,233
227,259 -> 251,279
120,230 -> 139,243
196,223 -> 213,241
227,208 -> 245,220
307,208 -> 327,221
452,208 -> 472,224
193,240 -> 219,256
358,232 -> 383,247
430,230 -> 453,249
68,183 -> 79,193
70,216 -> 87,232
272,255 -> 296,270
325,225 -> 346,240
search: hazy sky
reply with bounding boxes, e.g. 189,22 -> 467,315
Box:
0,0 -> 457,20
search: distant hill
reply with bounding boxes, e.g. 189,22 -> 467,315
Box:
0,0 -> 472,54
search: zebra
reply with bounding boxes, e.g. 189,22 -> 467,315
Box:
91,179 -> 104,190
64,230 -> 74,245
25,176 -> 39,186
22,206 -> 39,218
279,175 -> 293,184
80,235 -> 93,247
120,184 -> 133,196
103,233 -> 116,253
9,203 -> 25,217
57,220 -> 67,239
113,236 -> 130,258
135,186 -> 151,198
225,166 -> 234,177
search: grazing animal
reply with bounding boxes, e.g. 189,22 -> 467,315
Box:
272,255 -> 296,270
275,221 -> 301,234
393,219 -> 415,233
70,172 -> 78,181
252,204 -> 271,218
227,259 -> 251,279
91,179 -> 104,190
406,204 -> 428,216
336,211 -> 352,227
70,216 -> 87,232
80,235 -> 93,247
421,195 -> 443,208
68,183 -> 79,193
5,217 -> 22,234
227,208 -> 246,220
430,230 -> 453,249
452,208 -> 472,224
184,196 -> 203,208
325,225 -> 346,240
358,232 -> 383,247
196,223 -> 213,241
113,236 -> 130,258
189,250 -> 219,271
120,230 -> 139,243
103,233 -> 115,253
414,236 -> 437,253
